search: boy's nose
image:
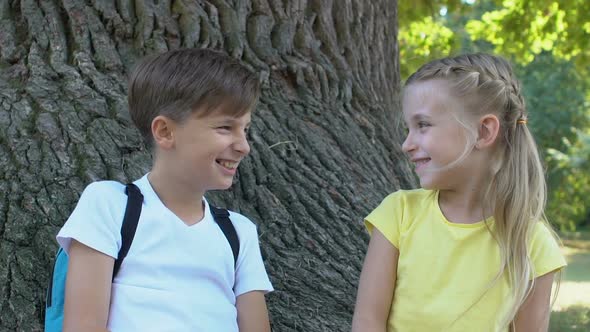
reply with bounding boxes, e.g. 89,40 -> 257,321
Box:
234,133 -> 250,155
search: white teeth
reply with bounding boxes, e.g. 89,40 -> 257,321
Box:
219,161 -> 238,169
415,159 -> 430,166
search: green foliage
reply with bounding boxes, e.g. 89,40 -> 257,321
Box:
399,17 -> 457,79
519,57 -> 590,230
546,129 -> 590,231
465,0 -> 590,72
517,54 -> 590,231
550,305 -> 590,331
398,0 -> 469,80
398,0 -> 467,27
517,53 -> 589,152
398,0 -> 590,230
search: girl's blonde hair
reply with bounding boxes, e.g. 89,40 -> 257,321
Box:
405,53 -> 559,328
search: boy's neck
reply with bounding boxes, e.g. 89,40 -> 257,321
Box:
147,171 -> 206,226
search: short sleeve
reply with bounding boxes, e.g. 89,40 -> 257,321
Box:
231,214 -> 273,297
56,181 -> 127,258
365,191 -> 405,249
529,222 -> 567,278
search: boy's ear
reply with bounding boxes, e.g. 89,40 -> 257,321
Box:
151,115 -> 175,149
475,114 -> 500,149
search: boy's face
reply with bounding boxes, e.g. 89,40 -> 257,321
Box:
164,108 -> 252,193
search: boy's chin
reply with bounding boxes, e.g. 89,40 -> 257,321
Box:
211,180 -> 234,191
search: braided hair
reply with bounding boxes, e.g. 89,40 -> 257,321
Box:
405,53 -> 559,329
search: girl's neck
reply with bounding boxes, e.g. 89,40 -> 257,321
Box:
438,187 -> 494,224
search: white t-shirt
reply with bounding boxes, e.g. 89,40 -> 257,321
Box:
57,174 -> 273,331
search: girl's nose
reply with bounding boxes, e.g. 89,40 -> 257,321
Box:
402,133 -> 413,153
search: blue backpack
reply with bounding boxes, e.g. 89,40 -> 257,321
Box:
44,183 -> 240,332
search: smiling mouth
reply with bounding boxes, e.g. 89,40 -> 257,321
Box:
217,160 -> 239,169
413,158 -> 431,171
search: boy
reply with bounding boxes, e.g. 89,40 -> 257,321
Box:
57,48 -> 273,331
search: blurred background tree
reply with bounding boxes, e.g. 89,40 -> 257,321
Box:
399,0 -> 590,232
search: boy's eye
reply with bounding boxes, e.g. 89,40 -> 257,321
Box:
217,126 -> 232,131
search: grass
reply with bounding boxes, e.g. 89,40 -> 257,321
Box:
549,230 -> 590,331
550,306 -> 590,331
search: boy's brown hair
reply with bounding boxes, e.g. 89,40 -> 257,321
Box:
128,48 -> 260,147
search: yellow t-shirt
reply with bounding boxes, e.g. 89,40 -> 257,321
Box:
365,189 -> 566,332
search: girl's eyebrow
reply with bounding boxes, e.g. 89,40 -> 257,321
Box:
411,113 -> 431,121
404,113 -> 431,125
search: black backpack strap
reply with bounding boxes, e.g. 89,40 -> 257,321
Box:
112,183 -> 143,280
209,205 -> 240,267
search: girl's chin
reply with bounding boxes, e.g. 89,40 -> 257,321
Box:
418,177 -> 437,190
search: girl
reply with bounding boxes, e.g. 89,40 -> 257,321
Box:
352,53 -> 566,332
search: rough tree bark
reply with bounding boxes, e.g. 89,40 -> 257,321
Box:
0,0 -> 414,331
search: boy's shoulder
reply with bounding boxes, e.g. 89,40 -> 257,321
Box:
75,180 -> 129,211
83,179 -> 126,193
225,209 -> 258,232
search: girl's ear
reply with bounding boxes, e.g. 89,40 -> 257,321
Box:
151,115 -> 176,150
475,114 -> 500,149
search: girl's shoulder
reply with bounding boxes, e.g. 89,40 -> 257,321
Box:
529,221 -> 567,278
382,188 -> 436,207
529,221 -> 562,251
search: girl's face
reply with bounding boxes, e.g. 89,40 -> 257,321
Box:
402,80 -> 480,190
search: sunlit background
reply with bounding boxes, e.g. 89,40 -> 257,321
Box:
398,1 -> 590,329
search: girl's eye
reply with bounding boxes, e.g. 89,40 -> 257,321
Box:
218,126 -> 232,131
418,121 -> 430,128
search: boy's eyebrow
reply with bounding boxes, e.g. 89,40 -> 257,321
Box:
215,117 -> 236,123
213,116 -> 251,126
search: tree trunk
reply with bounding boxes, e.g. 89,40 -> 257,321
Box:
0,0 -> 413,331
